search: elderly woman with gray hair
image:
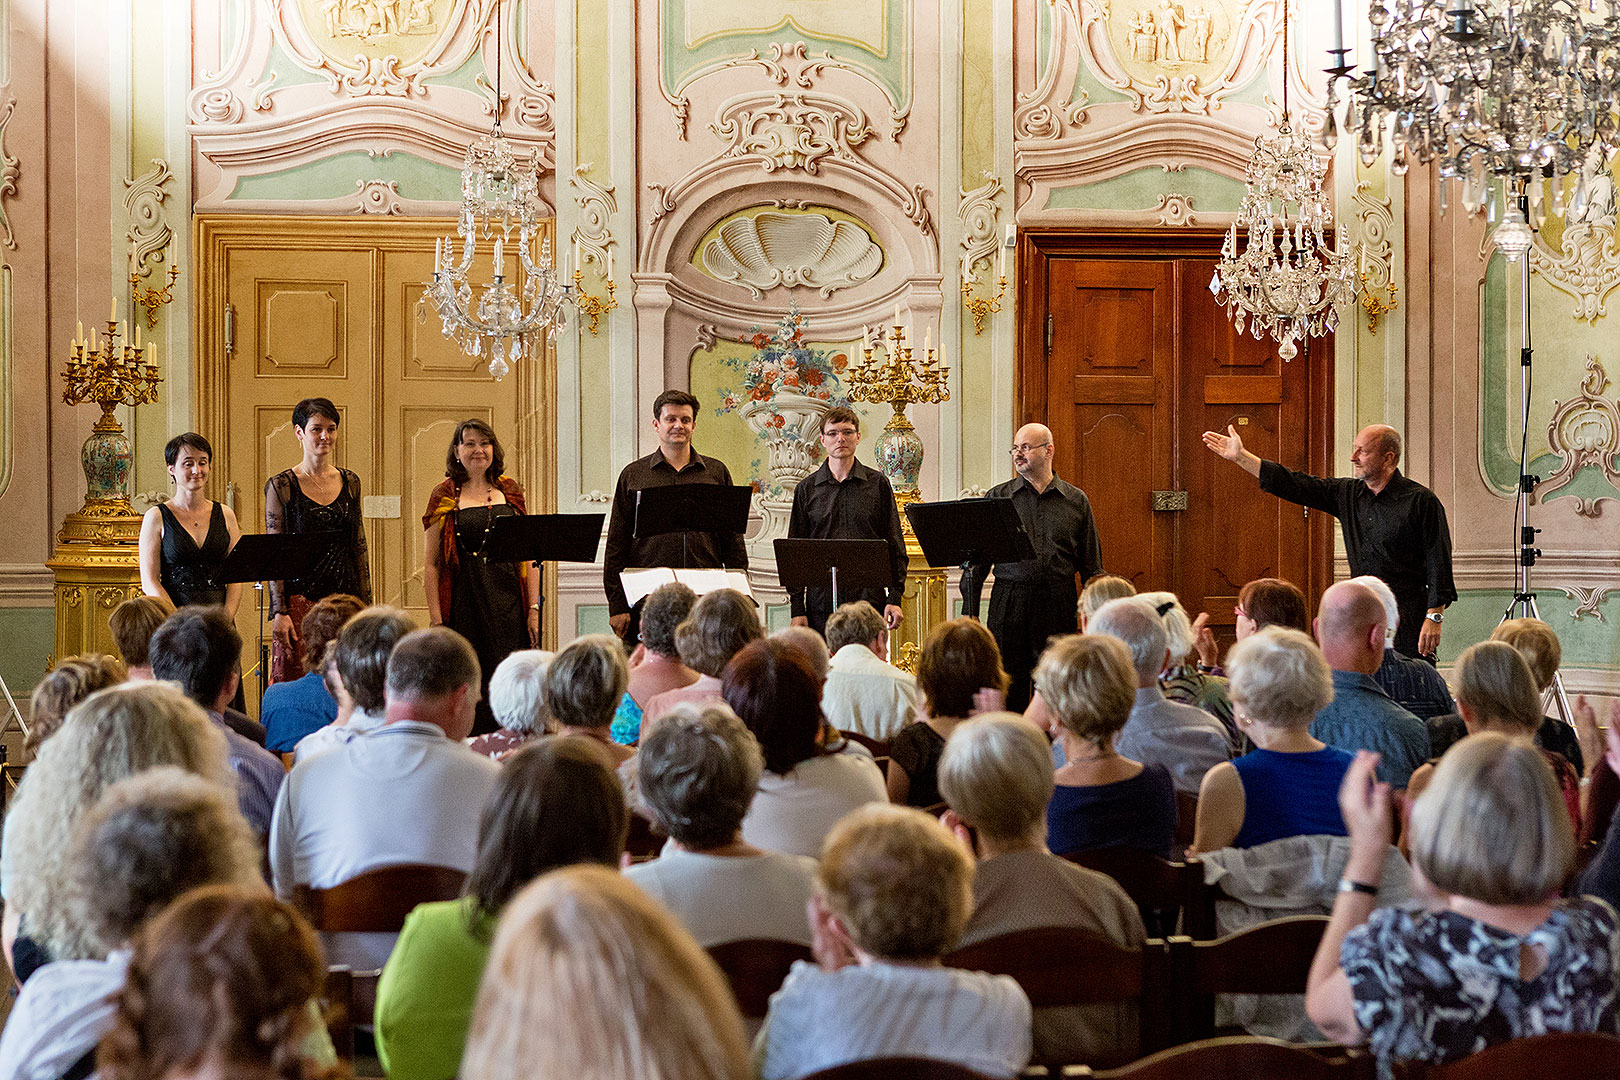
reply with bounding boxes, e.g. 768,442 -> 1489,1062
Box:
624,702 -> 817,947
468,648 -> 555,761
1139,590 -> 1236,742
543,634 -> 633,768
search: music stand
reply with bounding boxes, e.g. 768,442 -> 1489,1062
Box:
486,513 -> 605,566
904,498 -> 1035,619
773,538 -> 895,610
214,531 -> 344,710
632,484 -> 752,567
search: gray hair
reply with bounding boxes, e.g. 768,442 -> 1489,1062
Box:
1089,597 -> 1169,681
635,702 -> 763,849
1349,575 -> 1400,645
1226,626 -> 1334,729
544,634 -> 629,731
1137,592 -> 1195,663
937,714 -> 1054,846
773,626 -> 830,681
640,583 -> 698,659
386,627 -> 479,702
825,602 -> 886,654
488,650 -> 556,734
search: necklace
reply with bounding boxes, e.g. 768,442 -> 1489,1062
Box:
1069,749 -> 1120,765
457,486 -> 499,562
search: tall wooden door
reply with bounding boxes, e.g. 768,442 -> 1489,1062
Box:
195,217 -> 554,710
1021,230 -> 1332,643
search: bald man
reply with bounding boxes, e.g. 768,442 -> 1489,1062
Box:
1310,581 -> 1430,788
1203,423 -> 1455,660
963,423 -> 1103,711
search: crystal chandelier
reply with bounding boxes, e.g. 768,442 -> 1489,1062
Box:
1212,5 -> 1357,360
423,0 -> 574,379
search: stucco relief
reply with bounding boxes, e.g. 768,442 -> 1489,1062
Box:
0,98 -> 18,251
959,174 -> 1004,280
1354,179 -> 1395,292
1530,163 -> 1620,323
1078,0 -> 1275,116
571,165 -> 617,274
1534,357 -> 1620,518
124,159 -> 175,273
701,210 -> 883,300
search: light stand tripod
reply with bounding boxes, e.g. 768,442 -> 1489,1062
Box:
1499,187 -> 1573,725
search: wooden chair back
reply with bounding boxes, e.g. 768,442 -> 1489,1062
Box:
320,965 -> 381,1062
1078,1035 -> 1375,1079
292,863 -> 466,933
1171,915 -> 1330,1042
625,812 -> 666,861
800,1058 -> 999,1079
1174,790 -> 1199,849
705,938 -> 813,1018
1396,1032 -> 1620,1079
1062,848 -> 1215,939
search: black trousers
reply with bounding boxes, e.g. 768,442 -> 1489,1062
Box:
988,577 -> 1080,713
1394,592 -> 1429,659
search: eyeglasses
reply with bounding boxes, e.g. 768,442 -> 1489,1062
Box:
1009,443 -> 1051,455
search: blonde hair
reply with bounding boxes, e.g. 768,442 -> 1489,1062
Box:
1491,618 -> 1563,691
1226,627 -> 1334,729
816,804 -> 974,961
27,654 -> 126,755
6,681 -> 233,960
938,714 -> 1054,846
1079,575 -> 1136,622
462,865 -> 749,1080
1032,634 -> 1136,745
1138,591 -> 1196,662
1410,732 -> 1573,905
1453,641 -> 1543,735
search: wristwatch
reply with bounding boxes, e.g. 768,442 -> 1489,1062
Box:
1424,611 -> 1443,624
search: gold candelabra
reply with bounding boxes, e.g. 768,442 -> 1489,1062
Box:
573,270 -> 618,336
961,273 -> 1007,335
1358,272 -> 1399,335
846,317 -> 950,528
130,263 -> 181,329
61,303 -> 162,515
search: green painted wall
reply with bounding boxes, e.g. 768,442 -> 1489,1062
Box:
0,608 -> 55,709
1045,165 -> 1245,213
230,151 -> 463,203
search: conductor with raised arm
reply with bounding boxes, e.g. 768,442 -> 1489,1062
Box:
1202,423 -> 1455,660
603,389 -> 749,643
962,423 -> 1103,712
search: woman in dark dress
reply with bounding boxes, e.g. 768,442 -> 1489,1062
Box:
423,419 -> 540,735
265,398 -> 372,683
138,432 -> 243,616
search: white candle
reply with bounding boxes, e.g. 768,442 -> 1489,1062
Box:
148,342 -> 157,369
76,321 -> 83,345
998,240 -> 1008,280
1332,0 -> 1345,53
135,322 -> 142,348
894,303 -> 903,328
493,237 -> 504,271
861,324 -> 868,346
109,298 -> 117,323
924,326 -> 932,351
573,237 -> 581,274
607,246 -> 614,281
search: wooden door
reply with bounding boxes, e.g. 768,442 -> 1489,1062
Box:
1020,230 -> 1332,645
195,218 -> 553,710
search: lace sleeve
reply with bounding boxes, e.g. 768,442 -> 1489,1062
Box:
264,472 -> 291,616
347,470 -> 373,604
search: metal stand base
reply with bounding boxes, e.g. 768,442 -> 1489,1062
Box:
1500,591 -> 1574,725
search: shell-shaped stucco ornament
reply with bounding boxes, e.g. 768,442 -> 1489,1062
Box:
701,212 -> 883,300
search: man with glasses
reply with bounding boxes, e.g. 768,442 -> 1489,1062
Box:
787,406 -> 908,636
964,422 -> 1104,711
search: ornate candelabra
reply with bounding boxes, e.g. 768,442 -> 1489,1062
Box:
961,274 -> 1006,336
572,270 -> 618,336
61,306 -> 162,516
130,263 -> 181,329
1359,273 -> 1399,335
845,316 -> 950,528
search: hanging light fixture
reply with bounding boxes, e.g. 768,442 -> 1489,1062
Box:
1211,3 -> 1357,360
422,0 -> 574,379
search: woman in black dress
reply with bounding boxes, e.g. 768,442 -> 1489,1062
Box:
138,432 -> 243,615
265,398 -> 372,683
422,418 -> 540,734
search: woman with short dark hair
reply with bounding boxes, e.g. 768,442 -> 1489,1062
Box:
888,618 -> 1010,807
138,432 -> 244,619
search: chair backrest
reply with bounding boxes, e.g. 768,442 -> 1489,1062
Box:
1063,848 -> 1215,939
1400,1032 -> 1620,1080
625,812 -> 666,861
706,938 -> 814,1018
800,1057 -> 1000,1079
1082,1035 -> 1375,1080
1174,790 -> 1199,849
320,965 -> 382,1062
292,863 -> 467,933
843,731 -> 891,759
1171,915 -> 1330,1043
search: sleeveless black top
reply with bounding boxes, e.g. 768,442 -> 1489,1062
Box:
158,502 -> 229,607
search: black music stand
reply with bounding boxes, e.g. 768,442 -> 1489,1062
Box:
773,538 -> 894,610
632,484 -> 753,566
904,498 -> 1035,619
486,513 -> 604,566
214,531 -> 344,709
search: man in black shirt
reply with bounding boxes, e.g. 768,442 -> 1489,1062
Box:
603,389 -> 748,643
963,422 -> 1104,711
1202,422 -> 1455,659
787,406 -> 908,636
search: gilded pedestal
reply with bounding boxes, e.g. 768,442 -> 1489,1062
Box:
46,510 -> 143,664
894,535 -> 949,673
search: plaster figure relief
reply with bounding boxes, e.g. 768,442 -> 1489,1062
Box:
320,0 -> 440,42
1156,0 -> 1187,61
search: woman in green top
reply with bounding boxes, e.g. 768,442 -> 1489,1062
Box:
374,737 -> 630,1080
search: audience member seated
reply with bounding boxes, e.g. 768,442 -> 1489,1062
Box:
544,634 -> 634,768
1353,575 -> 1456,722
98,886 -> 341,1080
107,595 -> 173,681
466,648 -> 554,760
1405,641 -> 1582,837
1193,578 -> 1312,676
756,804 -> 1033,1080
1577,709 -> 1620,908
728,639 -> 886,859
642,588 -> 763,733
1192,627 -> 1350,852
0,768 -> 267,1080
4,682 -> 231,980
821,601 -> 919,741
627,702 -> 817,947
1307,737 -> 1617,1075
1037,634 -> 1177,859
462,865 -> 752,1080
774,625 -> 831,682
940,713 -> 1145,1064
270,627 -> 500,970
889,618 -> 1010,807
1310,581 -> 1429,789
261,593 -> 365,753
375,736 -> 627,1080
1093,597 -> 1231,795
1143,590 -> 1236,741
148,606 -> 285,835
22,653 -> 124,757
293,605 -> 414,762
612,582 -> 699,745
1078,575 -> 1136,631
1493,618 -> 1586,774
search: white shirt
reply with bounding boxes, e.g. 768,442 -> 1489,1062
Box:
0,951 -> 129,1080
624,848 -> 818,947
293,706 -> 386,763
741,753 -> 886,859
821,644 -> 919,741
755,961 -> 1032,1080
269,719 -> 499,970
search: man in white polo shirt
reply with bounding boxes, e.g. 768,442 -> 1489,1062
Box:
270,626 -> 499,970
820,601 -> 919,741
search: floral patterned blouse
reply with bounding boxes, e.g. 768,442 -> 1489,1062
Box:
1342,899 -> 1620,1077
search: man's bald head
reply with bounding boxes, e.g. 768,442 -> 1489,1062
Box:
1012,423 -> 1056,484
1015,423 -> 1053,447
1351,425 -> 1401,487
1315,581 -> 1388,675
